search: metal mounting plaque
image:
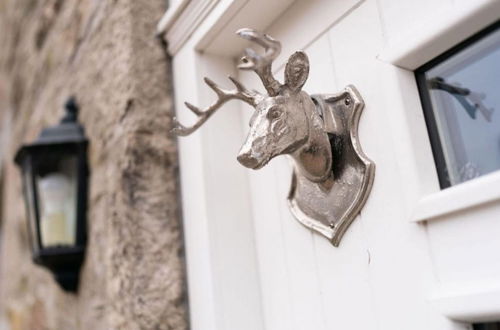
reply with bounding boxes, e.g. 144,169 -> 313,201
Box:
173,28 -> 375,247
288,86 -> 375,246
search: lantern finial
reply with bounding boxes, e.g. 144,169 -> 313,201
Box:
62,97 -> 79,123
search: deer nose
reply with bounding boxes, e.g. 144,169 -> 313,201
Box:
237,152 -> 260,169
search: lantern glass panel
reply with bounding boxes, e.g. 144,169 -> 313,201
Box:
33,152 -> 78,248
22,156 -> 41,254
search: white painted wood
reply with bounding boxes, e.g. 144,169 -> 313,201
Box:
373,65 -> 440,219
164,0 -> 500,328
244,160 -> 295,330
426,203 -> 500,285
412,171 -> 500,222
374,0 -> 500,322
199,0 -> 296,57
173,37 -> 264,330
376,0 -> 453,46
322,3 -> 461,329
156,0 -> 190,36
431,282 -> 500,322
379,0 -> 500,69
267,0 -> 363,71
172,44 -> 218,330
164,0 -> 220,55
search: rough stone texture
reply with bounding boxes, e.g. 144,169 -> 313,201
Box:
0,0 -> 188,329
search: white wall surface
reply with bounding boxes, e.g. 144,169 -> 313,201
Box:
164,0 -> 500,329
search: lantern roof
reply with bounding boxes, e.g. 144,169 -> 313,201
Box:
15,97 -> 87,165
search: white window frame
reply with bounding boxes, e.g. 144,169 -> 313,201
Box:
380,0 -> 500,323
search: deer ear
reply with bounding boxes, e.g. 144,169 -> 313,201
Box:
284,51 -> 309,93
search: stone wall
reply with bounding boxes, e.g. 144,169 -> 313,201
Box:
0,0 -> 188,329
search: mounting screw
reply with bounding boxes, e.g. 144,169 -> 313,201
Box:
344,96 -> 351,106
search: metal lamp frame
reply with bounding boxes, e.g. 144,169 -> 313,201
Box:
14,98 -> 89,292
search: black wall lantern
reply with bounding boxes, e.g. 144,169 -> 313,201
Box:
14,97 -> 88,292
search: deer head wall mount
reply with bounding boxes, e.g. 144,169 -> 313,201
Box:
173,28 -> 375,246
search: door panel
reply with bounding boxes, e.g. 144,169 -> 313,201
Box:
169,0 -> 500,329
236,1 -> 465,329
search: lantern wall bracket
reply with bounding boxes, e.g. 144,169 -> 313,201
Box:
172,29 -> 375,246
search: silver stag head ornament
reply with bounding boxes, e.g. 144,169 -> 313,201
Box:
173,28 -> 375,246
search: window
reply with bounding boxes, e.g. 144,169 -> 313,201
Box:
474,322 -> 500,330
416,21 -> 500,188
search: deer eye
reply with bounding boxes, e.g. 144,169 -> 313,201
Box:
267,107 -> 282,120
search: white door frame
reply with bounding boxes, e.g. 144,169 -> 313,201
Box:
159,0 -> 500,327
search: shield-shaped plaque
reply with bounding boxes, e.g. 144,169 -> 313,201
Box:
288,85 -> 375,246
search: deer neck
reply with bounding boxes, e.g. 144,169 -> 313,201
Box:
291,94 -> 333,183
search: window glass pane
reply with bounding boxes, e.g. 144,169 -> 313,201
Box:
416,22 -> 500,187
474,322 -> 500,330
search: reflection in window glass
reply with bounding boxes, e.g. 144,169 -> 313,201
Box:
416,22 -> 500,188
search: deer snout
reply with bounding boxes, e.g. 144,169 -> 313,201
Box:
238,134 -> 272,169
237,151 -> 262,169
237,138 -> 270,169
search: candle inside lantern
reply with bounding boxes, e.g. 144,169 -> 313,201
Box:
38,173 -> 76,247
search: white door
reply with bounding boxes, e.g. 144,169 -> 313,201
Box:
160,0 -> 500,329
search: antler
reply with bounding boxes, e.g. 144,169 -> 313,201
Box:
172,76 -> 262,136
237,28 -> 282,96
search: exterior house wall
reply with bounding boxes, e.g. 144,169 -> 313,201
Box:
0,0 -> 188,329
163,0 -> 500,329
1,0 -> 498,329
